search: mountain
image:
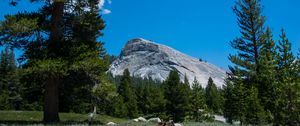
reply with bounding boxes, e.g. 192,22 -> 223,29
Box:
108,38 -> 226,87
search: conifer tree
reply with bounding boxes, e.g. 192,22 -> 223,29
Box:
117,69 -> 138,118
111,95 -> 128,117
138,78 -> 166,117
244,86 -> 266,125
229,0 -> 266,81
258,28 -> 278,122
0,47 -> 20,110
274,29 -> 300,125
276,29 -> 295,72
205,77 -> 221,114
0,0 -> 111,122
223,79 -> 235,124
191,77 -> 206,122
224,69 -> 247,124
183,74 -> 193,118
149,85 -> 166,118
164,70 -> 189,122
228,0 -> 268,124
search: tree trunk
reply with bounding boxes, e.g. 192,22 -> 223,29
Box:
43,76 -> 60,123
48,1 -> 64,57
43,1 -> 64,123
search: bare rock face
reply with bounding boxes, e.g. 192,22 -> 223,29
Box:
108,38 -> 226,87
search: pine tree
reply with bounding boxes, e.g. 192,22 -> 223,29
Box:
276,29 -> 294,70
191,77 -> 206,122
117,69 -> 138,118
228,0 -> 268,124
144,79 -> 166,117
244,86 -> 266,125
274,29 -> 300,125
0,47 -> 21,110
0,0 -> 111,122
229,0 -> 266,81
223,79 -> 235,124
111,95 -> 128,118
0,47 -> 16,75
183,74 -> 193,119
164,70 -> 189,122
224,69 -> 247,124
148,85 -> 166,118
205,77 -> 221,114
258,28 -> 278,122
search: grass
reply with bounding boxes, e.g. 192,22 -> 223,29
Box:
0,111 -> 231,126
0,110 -> 127,125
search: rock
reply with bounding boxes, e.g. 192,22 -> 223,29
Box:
108,38 -> 226,87
137,117 -> 147,122
174,123 -> 183,126
148,117 -> 162,123
214,115 -> 226,123
106,122 -> 117,125
133,118 -> 139,122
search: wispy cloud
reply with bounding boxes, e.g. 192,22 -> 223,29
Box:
102,9 -> 112,14
98,0 -> 105,9
99,0 -> 112,15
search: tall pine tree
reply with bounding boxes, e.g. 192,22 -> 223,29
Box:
191,77 -> 206,122
0,47 -> 21,110
229,0 -> 266,81
164,70 -> 190,122
117,69 -> 138,118
227,0 -> 268,124
274,29 -> 300,125
0,0 -> 111,122
224,68 -> 246,124
258,27 -> 278,122
205,77 -> 221,114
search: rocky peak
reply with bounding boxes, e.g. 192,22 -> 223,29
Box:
121,38 -> 160,57
108,38 -> 226,87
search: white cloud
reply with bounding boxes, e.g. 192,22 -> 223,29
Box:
102,9 -> 112,14
98,0 -> 112,15
98,0 -> 105,9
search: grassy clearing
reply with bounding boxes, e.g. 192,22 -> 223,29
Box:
0,111 -> 231,126
0,110 -> 127,125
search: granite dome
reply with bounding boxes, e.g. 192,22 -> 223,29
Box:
108,38 -> 226,87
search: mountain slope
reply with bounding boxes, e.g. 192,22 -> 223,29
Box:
108,38 -> 226,87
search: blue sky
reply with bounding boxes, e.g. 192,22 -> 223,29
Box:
0,0 -> 300,69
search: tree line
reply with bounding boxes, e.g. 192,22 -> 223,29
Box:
106,69 -> 223,122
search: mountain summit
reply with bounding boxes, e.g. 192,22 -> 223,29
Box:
108,38 -> 226,87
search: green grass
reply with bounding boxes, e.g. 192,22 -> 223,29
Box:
0,111 -> 232,126
0,110 -> 127,125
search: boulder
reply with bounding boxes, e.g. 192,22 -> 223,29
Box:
174,123 -> 183,126
106,122 -> 117,125
137,117 -> 147,122
133,118 -> 139,122
148,117 -> 162,123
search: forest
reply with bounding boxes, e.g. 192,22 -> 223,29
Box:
0,0 -> 299,125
